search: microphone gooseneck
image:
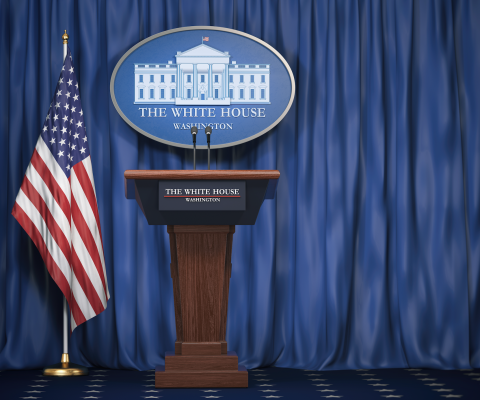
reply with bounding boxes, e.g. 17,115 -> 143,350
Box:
205,126 -> 212,170
191,126 -> 198,170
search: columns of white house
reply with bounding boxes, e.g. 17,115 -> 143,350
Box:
224,64 -> 228,98
176,64 -> 180,98
180,69 -> 184,99
208,64 -> 212,98
193,64 -> 198,98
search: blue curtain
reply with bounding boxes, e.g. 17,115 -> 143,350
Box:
1,0 -> 479,370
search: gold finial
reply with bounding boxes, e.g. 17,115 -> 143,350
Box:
62,30 -> 69,44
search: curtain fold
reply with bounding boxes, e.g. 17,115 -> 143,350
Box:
1,0 -> 479,370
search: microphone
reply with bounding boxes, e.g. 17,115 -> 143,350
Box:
205,126 -> 212,170
191,126 -> 198,170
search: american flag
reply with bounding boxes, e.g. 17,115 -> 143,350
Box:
12,47 -> 109,331
202,36 -> 209,42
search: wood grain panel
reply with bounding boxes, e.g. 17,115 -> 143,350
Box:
179,342 -> 222,355
125,169 -> 280,180
177,231 -> 226,342
220,341 -> 228,354
168,228 -> 183,343
174,341 -> 182,355
166,224 -> 245,386
165,351 -> 238,371
155,365 -> 248,388
219,230 -> 234,343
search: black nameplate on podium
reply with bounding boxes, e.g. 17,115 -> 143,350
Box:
158,180 -> 246,211
126,171 -> 278,226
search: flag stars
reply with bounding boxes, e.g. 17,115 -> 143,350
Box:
73,132 -> 80,139
66,91 -> 71,98
45,114 -> 50,121
42,126 -> 48,132
80,109 -> 83,116
57,150 -> 64,157
56,90 -> 62,96
50,138 -> 55,145
73,94 -> 79,101
59,139 -> 66,146
67,79 -> 73,86
64,104 -> 70,111
76,121 -> 83,128
52,126 -> 57,132
75,82 -> 79,89
59,77 -> 63,84
71,106 -> 76,113
54,114 -> 59,121
69,66 -> 74,73
71,144 -> 76,150
63,116 -> 68,122
80,147 -> 86,154
61,127 -> 67,134
70,118 -> 74,124
83,136 -> 87,142
55,102 -> 61,109
66,164 -> 71,170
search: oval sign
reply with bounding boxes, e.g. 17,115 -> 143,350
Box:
110,26 -> 295,149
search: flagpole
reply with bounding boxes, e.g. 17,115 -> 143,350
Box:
43,29 -> 89,377
62,31 -> 69,359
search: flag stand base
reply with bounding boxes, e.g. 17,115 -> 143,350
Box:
43,353 -> 89,376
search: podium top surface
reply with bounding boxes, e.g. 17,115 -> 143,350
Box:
124,170 -> 280,180
124,169 -> 279,225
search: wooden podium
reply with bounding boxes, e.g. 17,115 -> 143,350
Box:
124,170 -> 279,388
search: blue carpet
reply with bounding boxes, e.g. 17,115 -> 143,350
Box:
1,367 -> 479,399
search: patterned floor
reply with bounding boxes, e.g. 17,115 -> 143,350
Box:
1,366 -> 479,400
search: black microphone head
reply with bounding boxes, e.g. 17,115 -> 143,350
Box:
205,126 -> 212,135
191,126 -> 198,135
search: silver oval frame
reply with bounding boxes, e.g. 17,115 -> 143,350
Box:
110,26 -> 295,149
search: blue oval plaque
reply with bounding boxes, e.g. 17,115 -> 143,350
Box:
110,27 -> 295,149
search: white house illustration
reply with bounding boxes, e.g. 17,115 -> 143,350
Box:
134,43 -> 270,105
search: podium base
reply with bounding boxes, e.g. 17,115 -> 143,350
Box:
43,353 -> 89,376
155,364 -> 248,388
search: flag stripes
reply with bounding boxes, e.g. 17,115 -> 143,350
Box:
30,149 -> 71,219
24,158 -> 71,239
13,137 -> 108,329
70,196 -> 108,299
69,295 -> 85,328
12,191 -> 72,300
71,222 -> 107,311
75,161 -> 104,243
71,268 -> 97,321
19,177 -> 71,263
70,167 -> 109,297
71,245 -> 105,315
